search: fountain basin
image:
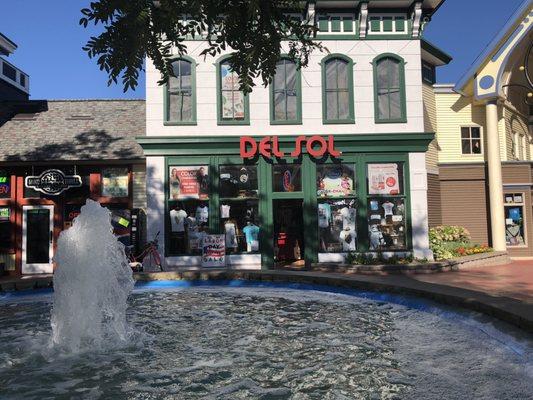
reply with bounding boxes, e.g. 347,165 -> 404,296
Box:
0,280 -> 532,399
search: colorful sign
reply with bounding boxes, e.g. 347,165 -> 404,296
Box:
317,167 -> 354,198
25,169 -> 82,195
102,168 -> 129,197
368,164 -> 400,195
201,234 -> 226,267
0,207 -> 10,221
240,135 -> 341,159
0,173 -> 9,198
169,166 -> 209,200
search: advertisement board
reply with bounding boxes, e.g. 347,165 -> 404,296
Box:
201,234 -> 226,268
368,164 -> 400,195
169,166 -> 209,200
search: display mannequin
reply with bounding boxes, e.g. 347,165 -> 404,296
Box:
224,218 -> 239,250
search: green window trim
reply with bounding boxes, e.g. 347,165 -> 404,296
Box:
216,55 -> 250,125
164,55 -> 197,126
270,56 -> 303,125
321,54 -> 355,124
372,53 -> 407,124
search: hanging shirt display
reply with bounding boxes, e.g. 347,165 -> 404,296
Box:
340,207 -> 356,230
382,201 -> 395,217
339,228 -> 356,251
196,205 -> 209,223
220,204 -> 231,219
170,209 -> 188,232
242,224 -> 260,251
224,222 -> 238,249
318,203 -> 332,228
369,225 -> 384,250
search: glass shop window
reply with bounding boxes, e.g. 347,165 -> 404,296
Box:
101,167 -> 129,197
318,199 -> 358,253
272,164 -> 302,192
0,207 -> 12,251
219,165 -> 259,255
168,165 -> 210,256
0,170 -> 11,199
220,200 -> 260,255
219,165 -> 258,199
504,193 -> 526,247
317,164 -> 355,198
366,163 -> 406,251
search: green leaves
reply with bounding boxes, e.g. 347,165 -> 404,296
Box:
79,0 -> 324,93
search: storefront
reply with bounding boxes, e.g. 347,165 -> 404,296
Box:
0,99 -> 147,276
139,133 -> 433,269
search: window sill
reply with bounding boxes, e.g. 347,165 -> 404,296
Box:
270,120 -> 303,126
375,118 -> 408,124
217,120 -> 250,126
164,121 -> 197,126
323,119 -> 355,125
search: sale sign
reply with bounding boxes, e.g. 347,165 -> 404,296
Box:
201,234 -> 226,268
368,163 -> 400,195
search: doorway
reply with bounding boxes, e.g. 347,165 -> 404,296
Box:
22,205 -> 54,274
273,199 -> 304,268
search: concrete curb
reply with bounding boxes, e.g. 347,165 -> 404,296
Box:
310,251 -> 510,274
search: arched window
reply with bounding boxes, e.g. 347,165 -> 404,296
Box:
165,57 -> 196,125
322,54 -> 354,123
217,56 -> 249,125
271,58 -> 302,124
373,54 -> 406,123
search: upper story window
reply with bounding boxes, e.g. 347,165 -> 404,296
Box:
317,14 -> 356,34
461,126 -> 482,155
217,56 -> 249,125
422,62 -> 436,85
165,57 -> 196,125
322,55 -> 354,124
373,54 -> 407,123
271,58 -> 302,124
368,14 -> 407,35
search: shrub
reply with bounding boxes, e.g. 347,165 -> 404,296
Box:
429,225 -> 492,260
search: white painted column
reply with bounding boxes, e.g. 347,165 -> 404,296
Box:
146,156 -> 167,265
408,152 -> 433,260
485,100 -> 507,251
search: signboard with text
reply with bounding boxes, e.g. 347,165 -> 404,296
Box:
201,234 -> 226,268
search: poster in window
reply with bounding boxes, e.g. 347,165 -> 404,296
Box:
202,234 -> 226,267
0,207 -> 9,221
0,170 -> 10,198
317,165 -> 355,197
169,166 -> 209,200
221,91 -> 235,119
368,164 -> 400,195
102,168 -> 129,197
221,64 -> 239,90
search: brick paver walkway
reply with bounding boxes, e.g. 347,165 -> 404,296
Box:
412,260 -> 533,303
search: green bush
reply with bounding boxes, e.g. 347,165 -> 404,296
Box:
429,225 -> 491,260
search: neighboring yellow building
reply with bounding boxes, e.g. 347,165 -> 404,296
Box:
425,0 -> 533,258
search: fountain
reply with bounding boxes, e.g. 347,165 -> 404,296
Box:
50,199 -> 134,353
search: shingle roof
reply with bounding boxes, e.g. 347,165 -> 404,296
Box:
0,99 -> 145,163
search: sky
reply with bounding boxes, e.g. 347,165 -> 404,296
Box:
0,0 -> 526,100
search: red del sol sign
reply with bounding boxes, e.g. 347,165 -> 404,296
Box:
240,135 -> 341,159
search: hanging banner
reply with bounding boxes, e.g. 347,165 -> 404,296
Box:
169,166 -> 209,200
201,234 -> 226,268
102,168 -> 129,197
368,164 -> 400,195
25,169 -> 82,196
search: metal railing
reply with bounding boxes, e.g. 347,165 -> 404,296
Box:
0,57 -> 29,94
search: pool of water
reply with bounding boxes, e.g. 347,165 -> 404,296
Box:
0,283 -> 532,399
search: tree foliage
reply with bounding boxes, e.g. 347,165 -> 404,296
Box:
80,0 -> 326,92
